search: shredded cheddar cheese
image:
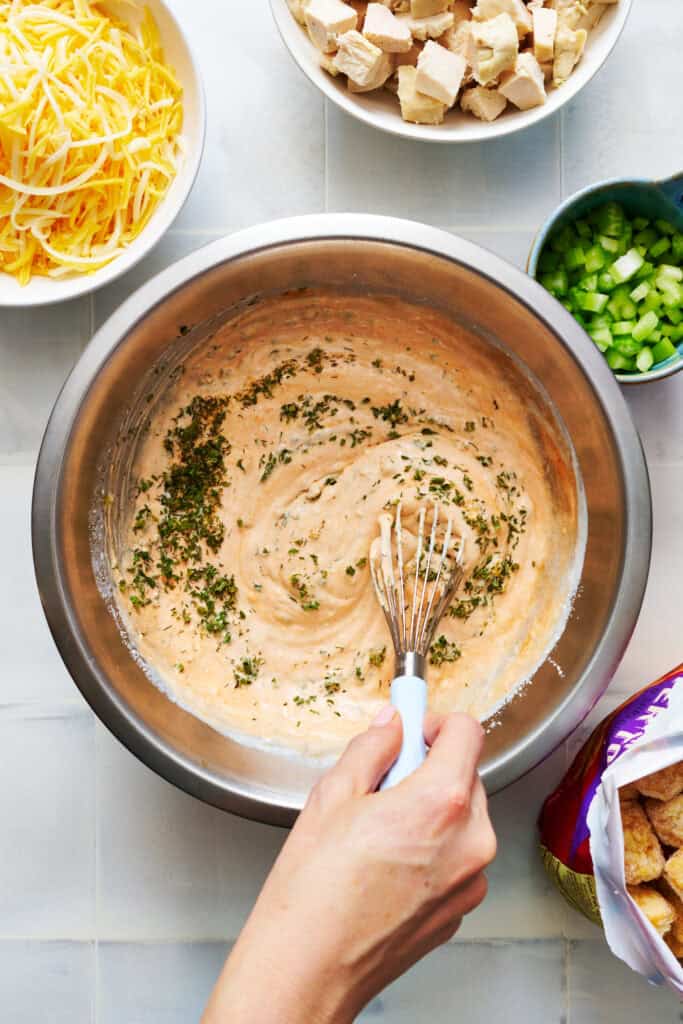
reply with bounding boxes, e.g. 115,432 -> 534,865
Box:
0,0 -> 183,284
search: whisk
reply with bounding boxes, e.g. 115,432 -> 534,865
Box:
370,502 -> 464,789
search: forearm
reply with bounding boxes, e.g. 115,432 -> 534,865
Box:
202,915 -> 356,1024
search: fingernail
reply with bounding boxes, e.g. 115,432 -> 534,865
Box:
372,705 -> 396,727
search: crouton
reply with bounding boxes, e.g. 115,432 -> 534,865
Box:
622,800 -> 665,885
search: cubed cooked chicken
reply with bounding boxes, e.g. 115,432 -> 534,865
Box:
305,0 -> 357,52
415,39 -> 467,106
461,84 -> 508,121
472,0 -> 533,40
498,51 -> 546,109
397,64 -> 447,122
286,0 -> 620,126
334,29 -> 391,86
363,2 -> 413,51
553,24 -> 587,85
470,12 -> 518,86
532,5 -> 557,62
397,10 -> 455,40
410,0 -> 449,16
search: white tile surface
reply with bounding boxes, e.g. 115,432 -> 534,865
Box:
326,112 -> 561,230
608,463 -> 683,696
97,725 -> 285,941
562,0 -> 683,192
0,300 -> 89,462
97,942 -> 228,1024
0,708 -> 95,938
569,940 -> 681,1022
1,0 -> 683,1020
458,746 -> 568,940
0,942 -> 94,1024
379,940 -> 564,1022
165,0 -> 325,235
0,464 -> 82,706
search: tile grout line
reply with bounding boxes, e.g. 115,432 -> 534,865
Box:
563,936 -> 571,1024
94,722 -> 100,1024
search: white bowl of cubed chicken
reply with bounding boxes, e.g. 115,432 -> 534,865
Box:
270,0 -> 632,142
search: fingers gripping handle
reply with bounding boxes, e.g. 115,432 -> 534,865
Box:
380,676 -> 427,789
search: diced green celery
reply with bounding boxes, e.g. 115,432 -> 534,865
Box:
634,227 -> 657,249
649,329 -> 662,342
540,269 -> 569,297
634,260 -> 654,280
605,349 -> 635,372
659,280 -> 683,307
565,246 -> 586,270
649,236 -> 671,259
652,338 -> 677,363
641,291 -> 662,313
614,335 -> 643,356
611,248 -> 645,284
672,233 -> 683,263
550,225 -> 577,253
597,271 -> 616,292
584,245 -> 606,273
538,249 -> 560,272
612,320 -> 636,335
578,273 -> 599,291
589,327 -> 612,352
590,314 -> 613,328
669,324 -> 683,343
575,219 -> 592,239
632,310 -> 659,342
596,201 -> 625,238
667,307 -> 682,325
657,264 -> 683,281
598,235 -> 620,254
629,281 -> 650,303
577,292 -> 609,313
655,219 -> 676,236
632,217 -> 650,231
620,298 -> 637,319
636,347 -> 654,373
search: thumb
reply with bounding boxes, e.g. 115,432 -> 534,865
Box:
326,705 -> 403,798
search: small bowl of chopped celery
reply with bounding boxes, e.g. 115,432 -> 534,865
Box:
529,173 -> 683,384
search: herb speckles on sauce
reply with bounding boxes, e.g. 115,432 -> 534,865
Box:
114,292 -> 580,755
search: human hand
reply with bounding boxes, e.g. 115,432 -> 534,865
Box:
203,707 -> 496,1024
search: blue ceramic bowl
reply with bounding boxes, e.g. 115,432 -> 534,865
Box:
528,173 -> 683,385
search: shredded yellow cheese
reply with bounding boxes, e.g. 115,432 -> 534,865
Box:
0,0 -> 183,284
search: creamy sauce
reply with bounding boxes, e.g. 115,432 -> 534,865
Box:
113,291 -> 581,755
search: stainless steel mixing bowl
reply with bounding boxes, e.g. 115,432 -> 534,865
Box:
33,215 -> 652,826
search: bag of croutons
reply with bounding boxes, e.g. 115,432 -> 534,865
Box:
539,664 -> 683,996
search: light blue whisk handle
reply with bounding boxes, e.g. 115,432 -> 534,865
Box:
380,675 -> 427,789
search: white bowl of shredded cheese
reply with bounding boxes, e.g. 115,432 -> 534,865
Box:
0,0 -> 205,306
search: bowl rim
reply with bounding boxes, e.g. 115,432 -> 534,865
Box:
269,0 -> 634,145
527,175 -> 683,386
32,213 -> 652,822
0,0 -> 206,309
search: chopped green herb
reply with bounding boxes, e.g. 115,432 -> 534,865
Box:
429,635 -> 462,666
